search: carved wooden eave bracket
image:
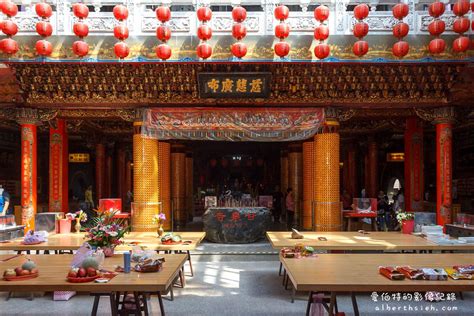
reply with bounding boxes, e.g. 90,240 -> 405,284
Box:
414,107 -> 457,125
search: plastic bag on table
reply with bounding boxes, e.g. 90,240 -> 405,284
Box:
70,242 -> 94,268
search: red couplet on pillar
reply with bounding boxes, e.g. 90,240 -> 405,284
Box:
436,122 -> 452,227
21,124 -> 37,233
404,118 -> 424,213
49,120 -> 68,213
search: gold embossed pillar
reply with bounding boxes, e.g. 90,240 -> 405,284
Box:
158,142 -> 171,230
303,140 -> 315,230
185,152 -> 194,220
132,122 -> 159,232
171,144 -> 186,227
314,118 -> 341,231
288,143 -> 303,227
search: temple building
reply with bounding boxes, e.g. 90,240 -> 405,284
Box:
0,0 -> 473,233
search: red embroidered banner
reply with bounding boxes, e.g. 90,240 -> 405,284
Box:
142,108 -> 324,142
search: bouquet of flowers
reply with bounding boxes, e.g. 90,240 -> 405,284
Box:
152,213 -> 166,226
75,210 -> 88,223
85,209 -> 129,250
396,210 -> 415,223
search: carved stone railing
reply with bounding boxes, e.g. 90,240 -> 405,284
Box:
2,0 -> 473,37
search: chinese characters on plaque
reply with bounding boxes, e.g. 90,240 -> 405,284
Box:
198,73 -> 271,98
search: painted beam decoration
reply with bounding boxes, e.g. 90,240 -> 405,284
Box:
0,1 -> 472,62
198,72 -> 271,98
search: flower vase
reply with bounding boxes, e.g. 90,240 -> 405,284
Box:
157,224 -> 164,237
75,220 -> 81,233
103,246 -> 115,257
401,219 -> 415,234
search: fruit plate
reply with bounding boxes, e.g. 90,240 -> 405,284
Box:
3,272 -> 39,281
67,275 -> 100,283
161,240 -> 182,245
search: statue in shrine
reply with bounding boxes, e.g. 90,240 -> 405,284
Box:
84,185 -> 94,210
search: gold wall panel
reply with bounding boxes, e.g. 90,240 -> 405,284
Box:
302,140 -> 315,230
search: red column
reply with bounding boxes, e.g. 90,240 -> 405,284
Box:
347,143 -> 357,198
21,124 -> 37,233
436,122 -> 452,227
404,117 -> 424,213
49,120 -> 69,213
117,144 -> 126,203
105,155 -> 113,198
95,143 -> 106,201
367,139 -> 378,198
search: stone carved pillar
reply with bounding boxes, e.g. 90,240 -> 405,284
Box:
49,119 -> 68,213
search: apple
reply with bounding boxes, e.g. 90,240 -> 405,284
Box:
15,267 -> 23,276
3,269 -> 16,277
67,270 -> 78,278
19,269 -> 30,276
87,268 -> 97,277
78,268 -> 87,278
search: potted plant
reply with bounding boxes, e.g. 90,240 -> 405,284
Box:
84,209 -> 129,257
152,212 -> 166,237
396,210 -> 415,234
74,210 -> 88,233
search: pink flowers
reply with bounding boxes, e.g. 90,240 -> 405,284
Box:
85,209 -> 130,249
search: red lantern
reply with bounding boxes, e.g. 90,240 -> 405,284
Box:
274,5 -> 289,21
428,19 -> 445,36
353,40 -> 369,57
197,7 -> 212,22
196,43 -> 212,59
197,24 -> 212,41
428,2 -> 445,18
428,38 -> 445,54
113,5 -> 128,21
313,25 -> 329,41
156,43 -> 171,60
35,3 -> 53,19
392,22 -> 409,38
232,23 -> 247,40
353,22 -> 369,38
453,0 -> 470,17
156,25 -> 171,42
114,42 -> 129,59
72,40 -> 89,57
73,22 -> 89,38
275,23 -> 290,39
2,20 -> 18,36
453,17 -> 470,34
156,6 -> 171,23
314,43 -> 330,59
232,6 -> 247,23
231,42 -> 247,58
314,5 -> 329,22
353,4 -> 369,20
1,38 -> 18,54
452,36 -> 469,53
72,3 -> 89,19
2,1 -> 18,17
274,41 -> 290,58
35,39 -> 52,56
36,21 -> 53,37
392,3 -> 409,20
392,41 -> 409,58
114,25 -> 129,41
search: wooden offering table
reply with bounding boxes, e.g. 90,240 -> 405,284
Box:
0,253 -> 187,316
281,253 -> 474,316
266,231 -> 474,252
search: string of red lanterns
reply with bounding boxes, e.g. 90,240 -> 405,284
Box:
392,3 -> 409,59
72,3 -> 89,58
35,1 -> 53,57
113,4 -> 130,59
0,0 -> 19,55
274,4 -> 290,59
155,5 -> 172,61
196,6 -> 212,60
231,5 -> 247,59
352,4 -> 369,57
428,1 -> 446,55
313,5 -> 330,60
452,0 -> 470,53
